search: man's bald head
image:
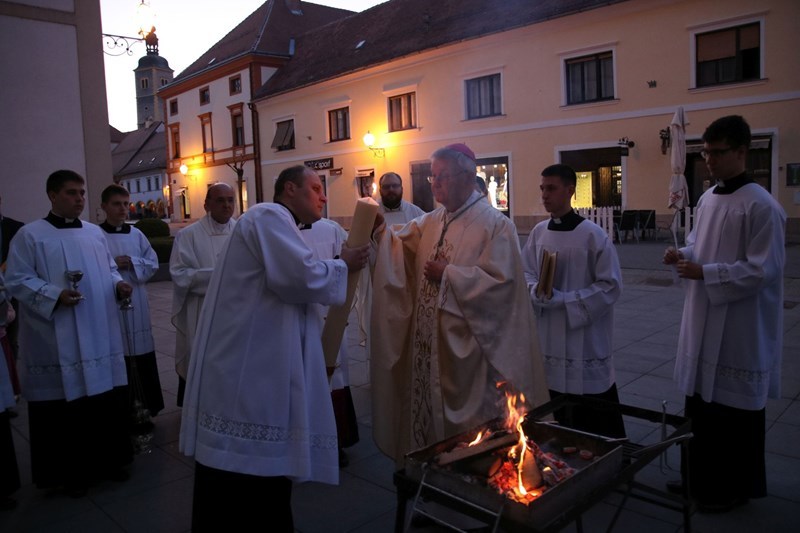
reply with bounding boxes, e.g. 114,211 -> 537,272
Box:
204,183 -> 236,224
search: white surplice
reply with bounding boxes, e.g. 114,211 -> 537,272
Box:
170,214 -> 236,379
380,199 -> 425,227
101,226 -> 158,355
675,182 -> 785,410
300,218 -> 351,389
179,203 -> 347,484
5,220 -> 127,401
371,191 -> 549,463
522,216 -> 622,394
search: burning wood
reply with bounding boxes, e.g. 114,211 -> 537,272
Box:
436,431 -> 517,466
435,385 -> 581,506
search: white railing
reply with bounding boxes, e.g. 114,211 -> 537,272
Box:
576,206 -> 697,244
577,206 -> 618,241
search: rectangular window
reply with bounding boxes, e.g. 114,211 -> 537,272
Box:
271,119 -> 295,151
199,86 -> 210,105
566,52 -> 614,105
696,23 -> 760,87
328,107 -> 350,142
140,78 -> 149,90
410,161 -> 434,213
169,99 -> 178,116
477,157 -> 510,217
388,92 -> 417,131
229,75 -> 242,95
169,124 -> 180,159
229,104 -> 245,147
200,113 -> 213,153
465,74 -> 501,119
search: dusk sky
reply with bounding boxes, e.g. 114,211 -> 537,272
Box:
101,0 -> 386,131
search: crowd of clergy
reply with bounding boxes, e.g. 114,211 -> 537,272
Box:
0,114 -> 786,525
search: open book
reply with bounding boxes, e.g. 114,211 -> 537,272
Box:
536,249 -> 558,300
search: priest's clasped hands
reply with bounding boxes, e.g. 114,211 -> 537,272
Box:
423,258 -> 448,284
663,247 -> 704,280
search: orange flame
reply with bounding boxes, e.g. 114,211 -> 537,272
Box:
468,431 -> 484,446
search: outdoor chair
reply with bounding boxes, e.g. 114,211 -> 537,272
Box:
615,210 -> 639,243
638,210 -> 656,240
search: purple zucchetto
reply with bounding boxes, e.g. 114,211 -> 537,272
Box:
443,143 -> 476,163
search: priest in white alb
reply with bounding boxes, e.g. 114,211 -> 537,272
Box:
169,183 -> 236,405
5,170 -> 134,496
179,165 -> 370,531
100,184 -> 164,418
370,143 -> 549,464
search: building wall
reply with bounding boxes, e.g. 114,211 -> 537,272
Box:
255,0 -> 800,236
163,65 -> 263,221
0,0 -> 113,222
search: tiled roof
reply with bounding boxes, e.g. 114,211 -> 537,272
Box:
174,0 -> 354,82
256,0 -> 628,98
110,125 -> 127,144
112,122 -> 167,178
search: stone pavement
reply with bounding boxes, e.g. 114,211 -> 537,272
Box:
2,241 -> 799,532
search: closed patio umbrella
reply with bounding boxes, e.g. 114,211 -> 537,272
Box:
668,107 -> 689,246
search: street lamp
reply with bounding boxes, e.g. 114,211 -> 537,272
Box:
363,131 -> 385,158
102,1 -> 159,56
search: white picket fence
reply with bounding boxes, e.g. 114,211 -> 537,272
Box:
576,206 -> 618,240
576,206 -> 696,244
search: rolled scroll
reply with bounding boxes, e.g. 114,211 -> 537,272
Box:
321,197 -> 379,378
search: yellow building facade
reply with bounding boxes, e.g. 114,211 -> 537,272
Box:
254,0 -> 800,238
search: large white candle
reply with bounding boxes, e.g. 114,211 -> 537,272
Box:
321,197 -> 379,377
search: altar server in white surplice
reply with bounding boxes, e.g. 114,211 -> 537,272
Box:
664,115 -> 785,512
5,170 -> 134,496
100,184 -> 164,418
180,165 -> 370,532
301,217 -> 360,467
169,183 -> 235,406
522,164 -> 625,439
370,144 -> 549,465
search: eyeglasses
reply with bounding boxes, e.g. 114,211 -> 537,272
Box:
700,147 -> 734,159
427,170 -> 465,184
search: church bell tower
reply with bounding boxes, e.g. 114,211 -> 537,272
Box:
134,27 -> 173,128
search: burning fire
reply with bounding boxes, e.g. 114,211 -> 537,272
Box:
468,431 -> 486,446
488,385 -> 544,504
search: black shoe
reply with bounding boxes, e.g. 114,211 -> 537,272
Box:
696,497 -> 748,514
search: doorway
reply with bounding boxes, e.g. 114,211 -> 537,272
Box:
560,148 -> 622,207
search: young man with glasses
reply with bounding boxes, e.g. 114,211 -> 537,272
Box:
663,115 -> 786,512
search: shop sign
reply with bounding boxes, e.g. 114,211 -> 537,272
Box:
304,157 -> 334,170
